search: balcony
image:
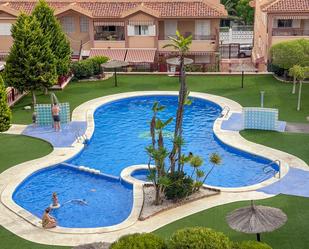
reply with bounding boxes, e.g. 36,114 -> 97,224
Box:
272,28 -> 309,36
159,34 -> 216,40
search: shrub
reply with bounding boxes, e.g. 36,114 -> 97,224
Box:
232,241 -> 272,249
110,233 -> 167,249
168,227 -> 231,249
91,56 -> 109,75
164,171 -> 193,201
0,75 -> 12,132
270,39 -> 309,70
71,56 -> 108,79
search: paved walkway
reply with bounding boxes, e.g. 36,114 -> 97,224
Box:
22,121 -> 87,147
285,122 -> 309,134
259,168 -> 309,197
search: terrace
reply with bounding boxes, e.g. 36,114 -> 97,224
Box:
1,75 -> 309,249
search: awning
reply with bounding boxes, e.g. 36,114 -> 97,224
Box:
89,49 -> 127,61
94,21 -> 125,26
274,15 -> 309,20
128,20 -> 154,26
158,51 -> 214,55
125,49 -> 156,63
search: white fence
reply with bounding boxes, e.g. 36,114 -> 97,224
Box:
220,27 -> 253,45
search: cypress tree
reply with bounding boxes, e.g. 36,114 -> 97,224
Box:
0,75 -> 12,132
4,13 -> 57,105
32,0 -> 71,77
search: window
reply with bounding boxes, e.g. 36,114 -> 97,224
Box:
0,23 -> 12,35
134,25 -> 149,35
61,16 -> 75,33
277,19 -> 292,28
80,16 -> 89,33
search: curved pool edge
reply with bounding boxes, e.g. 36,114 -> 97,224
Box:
1,91 -> 308,236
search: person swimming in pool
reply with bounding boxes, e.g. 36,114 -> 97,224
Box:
52,192 -> 59,207
42,207 -> 57,229
52,103 -> 61,132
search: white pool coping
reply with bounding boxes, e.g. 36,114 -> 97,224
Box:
0,91 -> 308,245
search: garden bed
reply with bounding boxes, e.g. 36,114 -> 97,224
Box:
139,184 -> 220,221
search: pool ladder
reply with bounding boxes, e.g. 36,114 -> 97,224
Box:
220,106 -> 230,118
263,160 -> 281,179
75,128 -> 88,144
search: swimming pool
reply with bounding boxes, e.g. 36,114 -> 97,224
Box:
70,95 -> 276,187
12,95 -> 278,228
13,165 -> 133,228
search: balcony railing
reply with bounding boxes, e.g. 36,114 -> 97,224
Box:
272,28 -> 309,36
159,34 -> 216,40
94,32 -> 125,41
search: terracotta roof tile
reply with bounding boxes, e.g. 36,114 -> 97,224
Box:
262,0 -> 309,13
1,0 -> 227,18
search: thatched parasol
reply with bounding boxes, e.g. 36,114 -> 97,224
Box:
230,63 -> 257,88
226,201 -> 287,242
101,60 -> 129,87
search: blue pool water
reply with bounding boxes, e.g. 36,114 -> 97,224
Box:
13,95 -> 277,228
13,165 -> 133,228
70,95 -> 276,187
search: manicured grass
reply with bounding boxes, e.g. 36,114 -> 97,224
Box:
11,75 -> 309,124
0,134 -> 65,249
154,195 -> 309,249
0,134 -> 53,173
0,225 -> 67,249
240,130 -> 309,165
2,75 -> 308,248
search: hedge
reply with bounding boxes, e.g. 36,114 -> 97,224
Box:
110,233 -> 167,249
71,56 -> 109,79
168,227 -> 231,249
232,241 -> 273,249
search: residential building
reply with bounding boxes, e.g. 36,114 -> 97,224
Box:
251,0 -> 309,71
0,0 -> 227,71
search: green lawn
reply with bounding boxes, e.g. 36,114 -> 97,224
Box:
0,134 -> 53,173
0,134 -> 64,249
1,75 -> 309,248
240,130 -> 309,165
154,195 -> 309,249
0,225 -> 67,249
11,75 -> 309,124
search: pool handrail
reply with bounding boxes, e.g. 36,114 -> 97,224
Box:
220,106 -> 230,118
263,159 -> 281,178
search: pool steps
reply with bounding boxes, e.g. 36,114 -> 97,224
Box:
61,162 -> 120,180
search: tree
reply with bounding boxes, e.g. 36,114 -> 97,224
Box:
4,13 -> 57,105
0,75 -> 12,132
295,66 -> 309,111
270,39 -> 309,70
235,0 -> 254,25
221,0 -> 238,16
289,65 -> 303,94
163,31 -> 192,174
32,0 -> 71,77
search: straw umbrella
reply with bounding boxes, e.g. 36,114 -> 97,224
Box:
101,60 -> 129,87
231,63 -> 257,88
226,201 -> 287,242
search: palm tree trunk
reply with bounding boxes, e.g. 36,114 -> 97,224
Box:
297,80 -> 303,111
292,76 -> 296,94
170,56 -> 186,174
31,91 -> 37,107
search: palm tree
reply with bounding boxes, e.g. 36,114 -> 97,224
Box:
202,153 -> 222,184
163,31 -> 192,174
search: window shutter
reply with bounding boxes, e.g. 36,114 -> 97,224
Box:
127,25 -> 135,36
273,18 -> 278,28
292,20 -> 301,28
195,20 -> 210,37
0,23 -> 11,35
164,20 -> 177,36
148,25 -> 156,36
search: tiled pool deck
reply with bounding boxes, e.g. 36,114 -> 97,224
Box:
0,91 -> 308,246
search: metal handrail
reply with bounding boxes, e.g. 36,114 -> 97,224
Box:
220,106 -> 230,118
263,159 -> 281,178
